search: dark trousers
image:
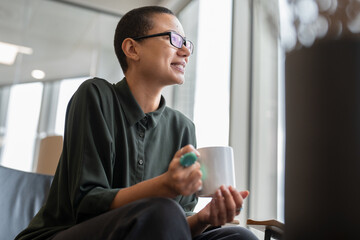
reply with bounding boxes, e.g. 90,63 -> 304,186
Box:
52,197 -> 258,240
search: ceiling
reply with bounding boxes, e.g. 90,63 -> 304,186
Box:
0,0 -> 192,86
60,0 -> 192,17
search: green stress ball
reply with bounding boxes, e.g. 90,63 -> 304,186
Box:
180,152 -> 206,180
179,152 -> 197,167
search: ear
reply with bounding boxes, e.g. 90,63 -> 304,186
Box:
122,38 -> 140,61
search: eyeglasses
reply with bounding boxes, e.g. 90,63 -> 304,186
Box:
132,31 -> 194,54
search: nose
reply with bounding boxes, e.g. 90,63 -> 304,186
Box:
178,44 -> 191,58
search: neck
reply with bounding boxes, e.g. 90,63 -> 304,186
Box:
125,73 -> 163,113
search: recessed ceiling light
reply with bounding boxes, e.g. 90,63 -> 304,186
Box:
0,41 -> 33,65
31,70 -> 46,79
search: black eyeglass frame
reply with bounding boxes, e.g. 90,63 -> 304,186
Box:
132,31 -> 194,54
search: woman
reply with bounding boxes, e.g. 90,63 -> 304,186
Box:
16,6 -> 257,240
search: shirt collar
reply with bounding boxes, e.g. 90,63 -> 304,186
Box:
115,78 -> 166,128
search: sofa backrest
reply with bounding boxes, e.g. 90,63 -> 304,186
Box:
0,165 -> 53,240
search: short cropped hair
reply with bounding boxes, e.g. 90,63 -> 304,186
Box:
114,6 -> 175,73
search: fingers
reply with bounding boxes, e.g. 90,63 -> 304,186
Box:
197,186 -> 250,227
229,186 -> 249,215
174,144 -> 199,159
209,196 -> 219,225
209,190 -> 222,226
169,144 -> 200,175
209,187 -> 235,226
184,162 -> 202,194
211,186 -> 249,225
176,145 -> 202,192
229,186 -> 244,207
221,186 -> 236,222
216,189 -> 227,225
239,190 -> 249,199
167,145 -> 202,196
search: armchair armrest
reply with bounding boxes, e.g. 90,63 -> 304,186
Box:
246,219 -> 284,240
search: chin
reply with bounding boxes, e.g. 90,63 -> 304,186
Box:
174,75 -> 186,85
162,72 -> 186,85
164,76 -> 184,86
176,78 -> 185,85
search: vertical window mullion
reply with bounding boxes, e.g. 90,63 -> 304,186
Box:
0,86 -> 11,164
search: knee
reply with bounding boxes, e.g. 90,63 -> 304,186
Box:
151,197 -> 184,213
130,198 -> 191,239
142,197 -> 186,223
228,227 -> 258,240
100,198 -> 191,239
207,226 -> 258,240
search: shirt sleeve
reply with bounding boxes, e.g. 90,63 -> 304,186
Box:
176,194 -> 198,217
63,79 -> 119,223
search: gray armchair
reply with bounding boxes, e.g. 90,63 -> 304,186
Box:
0,165 -> 53,240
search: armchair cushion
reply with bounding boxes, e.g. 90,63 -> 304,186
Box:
0,165 -> 53,240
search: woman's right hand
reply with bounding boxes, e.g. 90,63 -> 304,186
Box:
164,144 -> 202,196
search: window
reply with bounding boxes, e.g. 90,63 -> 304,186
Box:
193,0 -> 233,148
1,82 -> 43,171
55,77 -> 87,136
186,0 -> 233,212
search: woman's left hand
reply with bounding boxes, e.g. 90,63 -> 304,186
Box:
196,185 -> 249,226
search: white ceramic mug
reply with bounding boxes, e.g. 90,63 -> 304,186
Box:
197,146 -> 236,197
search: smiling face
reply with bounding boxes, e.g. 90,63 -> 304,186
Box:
135,13 -> 191,87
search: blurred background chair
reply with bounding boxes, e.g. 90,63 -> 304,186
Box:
35,135 -> 63,175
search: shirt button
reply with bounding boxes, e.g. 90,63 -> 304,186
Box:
138,159 -> 144,165
139,132 -> 144,138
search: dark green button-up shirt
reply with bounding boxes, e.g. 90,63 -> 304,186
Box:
16,78 -> 197,240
